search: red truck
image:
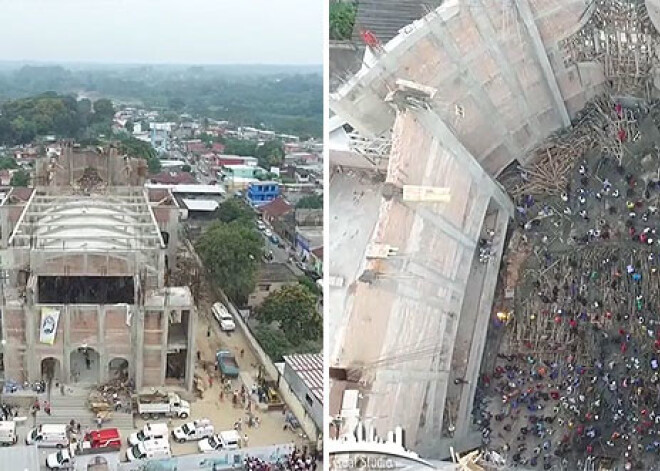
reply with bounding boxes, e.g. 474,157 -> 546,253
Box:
77,428 -> 121,454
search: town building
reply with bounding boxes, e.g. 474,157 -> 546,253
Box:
246,181 -> 280,207
281,354 -> 323,433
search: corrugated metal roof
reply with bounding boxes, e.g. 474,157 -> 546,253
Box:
0,444 -> 40,470
352,0 -> 445,44
182,198 -> 219,212
284,353 -> 323,404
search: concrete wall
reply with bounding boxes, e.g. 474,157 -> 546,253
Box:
330,0 -> 609,174
283,363 -> 323,430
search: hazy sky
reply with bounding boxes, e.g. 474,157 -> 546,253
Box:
0,0 -> 322,65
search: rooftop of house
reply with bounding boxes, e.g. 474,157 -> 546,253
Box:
259,197 -> 293,220
258,262 -> 299,283
150,171 -> 197,185
283,353 -> 323,403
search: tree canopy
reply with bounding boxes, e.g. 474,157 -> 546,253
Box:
330,2 -> 358,40
214,199 -> 254,225
0,65 -> 322,138
0,94 -> 114,145
10,169 -> 30,187
255,284 -> 322,345
296,194 -> 323,209
196,221 -> 263,304
255,140 -> 285,169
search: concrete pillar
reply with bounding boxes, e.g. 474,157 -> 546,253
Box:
184,307 -> 197,391
514,0 -> 572,127
62,306 -> 71,383
98,306 -> 108,383
134,308 -> 144,390
454,204 -> 510,437
160,308 -> 169,386
25,306 -> 38,382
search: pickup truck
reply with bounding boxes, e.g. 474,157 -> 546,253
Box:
134,392 -> 190,419
216,350 -> 239,378
172,419 -> 214,443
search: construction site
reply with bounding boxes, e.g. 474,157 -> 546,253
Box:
328,0 -> 660,469
0,142 -> 196,391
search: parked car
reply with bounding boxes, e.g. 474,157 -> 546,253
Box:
264,229 -> 273,237
211,302 -> 235,331
172,419 -> 214,443
198,431 -> 241,453
270,234 -> 279,245
46,446 -> 74,469
256,221 -> 266,231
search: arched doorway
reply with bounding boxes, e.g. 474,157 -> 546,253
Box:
70,347 -> 100,384
108,357 -> 129,381
41,357 -> 61,382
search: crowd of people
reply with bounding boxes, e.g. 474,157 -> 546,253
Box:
243,448 -> 318,471
480,101 -> 660,469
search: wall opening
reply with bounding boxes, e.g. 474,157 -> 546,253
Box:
38,276 -> 135,304
165,350 -> 187,383
108,357 -> 129,382
70,347 -> 100,384
41,357 -> 61,382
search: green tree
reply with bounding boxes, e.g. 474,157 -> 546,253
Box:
125,120 -> 134,133
181,164 -> 192,172
92,98 -> 115,122
298,276 -> 322,296
10,169 -> 30,187
214,199 -> 254,224
255,140 -> 285,168
196,222 -> 263,304
330,2 -> 357,40
252,324 -> 293,362
255,284 -> 321,345
223,139 -> 258,157
148,158 -> 162,174
0,157 -> 18,170
296,194 -> 323,209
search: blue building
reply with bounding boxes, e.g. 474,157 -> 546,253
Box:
247,181 -> 280,206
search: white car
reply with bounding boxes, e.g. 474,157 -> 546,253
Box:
212,302 -> 235,331
46,447 -> 74,470
257,221 -> 266,231
264,229 -> 273,237
198,431 -> 240,453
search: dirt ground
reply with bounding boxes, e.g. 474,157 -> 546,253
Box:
176,270 -> 307,454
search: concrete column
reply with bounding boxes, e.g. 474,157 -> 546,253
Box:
514,0 -> 572,127
25,306 -> 38,382
98,306 -> 108,383
454,205 -> 510,437
134,308 -> 144,390
160,308 -> 169,386
184,307 -> 197,391
62,306 -> 71,383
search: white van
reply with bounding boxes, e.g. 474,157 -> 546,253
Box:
25,424 -> 68,448
211,302 -> 235,331
0,421 -> 17,446
126,438 -> 171,461
128,423 -> 168,446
